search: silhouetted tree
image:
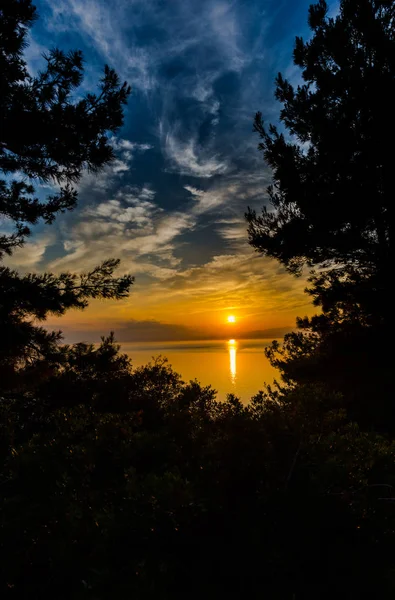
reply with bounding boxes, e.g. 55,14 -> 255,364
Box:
2,335 -> 395,598
0,261 -> 133,390
247,0 -> 394,429
247,0 -> 394,326
0,0 -> 130,255
0,0 -> 133,381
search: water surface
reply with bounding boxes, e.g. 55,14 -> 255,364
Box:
121,339 -> 279,404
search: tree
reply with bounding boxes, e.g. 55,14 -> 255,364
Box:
246,0 -> 394,429
247,0 -> 394,326
1,0 -> 130,255
0,261 -> 133,389
0,0 -> 133,383
1,335 -> 395,598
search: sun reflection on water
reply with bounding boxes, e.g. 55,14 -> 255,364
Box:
228,339 -> 237,383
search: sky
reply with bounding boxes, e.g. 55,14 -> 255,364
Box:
6,0 -> 333,342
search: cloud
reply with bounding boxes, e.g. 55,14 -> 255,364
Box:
182,172 -> 270,241
163,130 -> 229,178
3,234 -> 54,269
38,0 -> 275,190
43,0 -> 154,91
45,168 -> 270,286
144,250 -> 311,317
110,138 -> 153,153
216,217 -> 248,242
184,186 -> 224,213
57,319 -> 294,344
111,159 -> 129,174
61,318 -> 197,343
85,197 -> 157,226
206,1 -> 248,71
41,0 -> 250,92
75,138 -> 152,196
24,34 -> 47,75
47,184 -> 194,273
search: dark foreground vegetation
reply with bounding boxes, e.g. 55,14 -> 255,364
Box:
1,0 -> 394,597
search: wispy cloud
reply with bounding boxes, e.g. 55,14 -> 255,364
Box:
163,129 -> 229,178
110,139 -> 153,153
147,250 -> 311,317
43,0 -> 155,90
184,169 -> 268,217
24,34 -> 47,75
4,233 -> 54,269
47,183 -> 194,274
216,217 -> 247,242
184,186 -> 224,213
75,137 -> 152,195
41,0 -> 250,91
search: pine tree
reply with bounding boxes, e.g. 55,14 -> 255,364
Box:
1,0 -> 130,255
247,0 -> 395,430
0,0 -> 133,385
247,0 -> 394,326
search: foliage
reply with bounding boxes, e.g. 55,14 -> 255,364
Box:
247,0 -> 394,325
0,0 -> 133,376
247,0 -> 394,430
2,337 -> 395,599
0,0 -> 130,255
0,263 -> 133,391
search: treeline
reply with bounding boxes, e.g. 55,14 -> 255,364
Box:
1,1 -> 394,598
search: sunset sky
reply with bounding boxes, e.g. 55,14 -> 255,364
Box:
6,0 -> 334,342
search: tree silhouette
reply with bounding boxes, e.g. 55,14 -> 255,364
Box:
2,336 -> 395,598
247,0 -> 394,326
1,0 -> 130,255
0,0 -> 133,384
246,0 -> 394,430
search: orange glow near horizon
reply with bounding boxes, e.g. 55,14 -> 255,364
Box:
41,253 -> 318,343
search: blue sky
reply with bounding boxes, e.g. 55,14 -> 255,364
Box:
8,0 -> 334,341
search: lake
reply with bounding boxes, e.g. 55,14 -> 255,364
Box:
121,339 -> 280,404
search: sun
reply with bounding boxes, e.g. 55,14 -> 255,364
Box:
227,315 -> 236,323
